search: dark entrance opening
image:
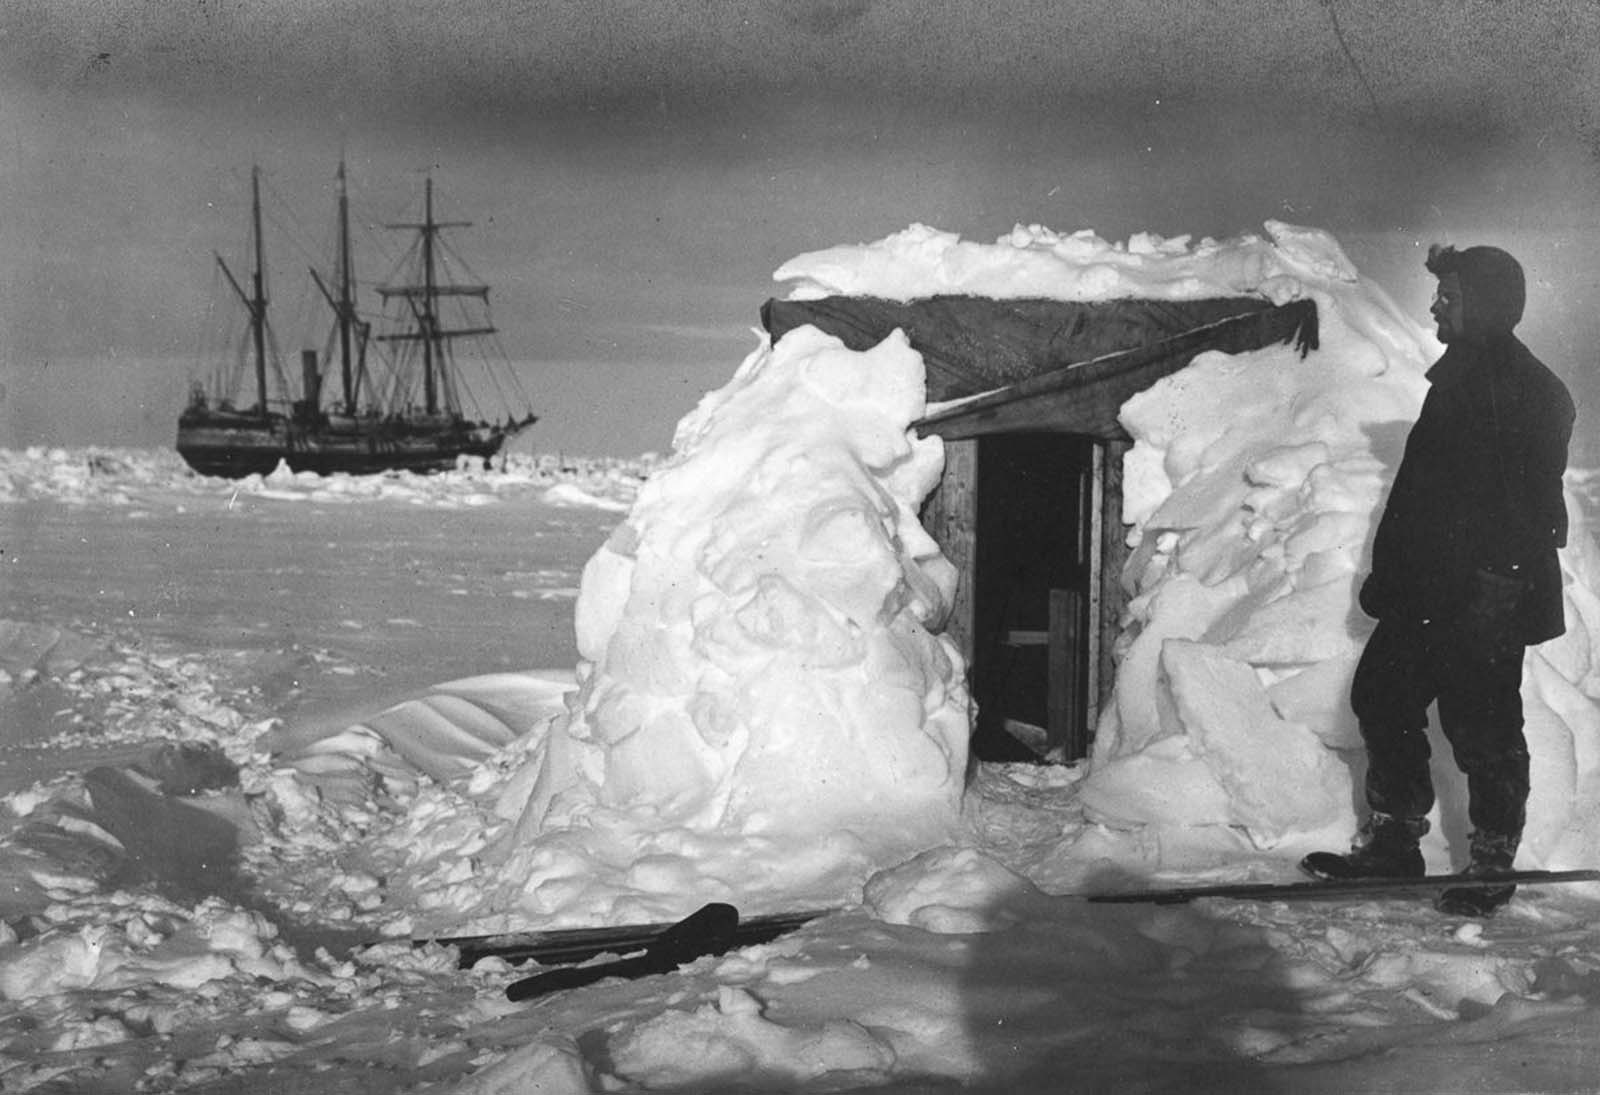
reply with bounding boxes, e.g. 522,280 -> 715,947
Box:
970,433 -> 1096,763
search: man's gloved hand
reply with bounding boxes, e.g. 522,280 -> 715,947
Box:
1358,572 -> 1389,620
1460,568 -> 1526,660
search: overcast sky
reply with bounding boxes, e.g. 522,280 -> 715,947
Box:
3,1 -> 1598,456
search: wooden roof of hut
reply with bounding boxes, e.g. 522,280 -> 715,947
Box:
761,294 -> 1318,439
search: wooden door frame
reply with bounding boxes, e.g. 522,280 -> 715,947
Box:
920,430 -> 1129,760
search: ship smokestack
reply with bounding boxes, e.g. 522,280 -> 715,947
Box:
300,349 -> 322,411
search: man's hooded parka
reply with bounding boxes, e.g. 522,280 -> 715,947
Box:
1361,246 -> 1575,644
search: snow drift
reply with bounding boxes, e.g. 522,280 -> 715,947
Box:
472,324 -> 972,922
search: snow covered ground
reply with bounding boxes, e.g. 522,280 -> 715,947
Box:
5,222 -> 1600,1093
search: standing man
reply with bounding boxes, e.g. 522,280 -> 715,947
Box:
1302,244 -> 1575,917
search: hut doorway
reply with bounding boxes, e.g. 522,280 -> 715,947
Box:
970,433 -> 1096,762
760,288 -> 1320,766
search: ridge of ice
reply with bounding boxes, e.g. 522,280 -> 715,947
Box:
0,447 -> 656,509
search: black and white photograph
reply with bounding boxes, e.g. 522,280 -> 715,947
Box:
3,2 -> 1600,1091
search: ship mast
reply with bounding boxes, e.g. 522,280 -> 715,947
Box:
214,166 -> 271,416
421,178 -> 439,414
251,168 -> 269,415
377,176 -> 495,417
336,160 -> 357,414
309,158 -> 372,416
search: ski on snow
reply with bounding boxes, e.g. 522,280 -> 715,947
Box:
502,901 -> 745,1001
1085,868 -> 1600,906
418,905 -> 833,973
419,869 -> 1598,1000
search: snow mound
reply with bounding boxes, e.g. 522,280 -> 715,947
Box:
469,324 -> 971,923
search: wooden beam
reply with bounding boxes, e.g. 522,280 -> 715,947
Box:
921,438 -> 978,665
917,340 -> 1192,441
1087,442 -> 1105,738
1097,439 -> 1132,720
1047,588 -> 1087,757
1005,630 -> 1048,646
915,300 -> 1316,442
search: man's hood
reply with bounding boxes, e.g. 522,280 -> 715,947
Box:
1428,244 -> 1526,337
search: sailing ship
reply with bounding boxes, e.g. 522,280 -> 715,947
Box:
177,164 -> 537,478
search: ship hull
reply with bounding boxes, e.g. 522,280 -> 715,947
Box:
180,164 -> 536,476
176,414 -> 529,479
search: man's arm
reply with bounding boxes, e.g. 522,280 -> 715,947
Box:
1522,379 -> 1575,552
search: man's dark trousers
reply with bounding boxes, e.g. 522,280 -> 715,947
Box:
1351,617 -> 1529,845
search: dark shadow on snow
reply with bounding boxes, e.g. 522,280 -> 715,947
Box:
50,743 -> 372,960
950,862 -> 1313,1093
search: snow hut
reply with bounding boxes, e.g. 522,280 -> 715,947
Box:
761,294 -> 1319,762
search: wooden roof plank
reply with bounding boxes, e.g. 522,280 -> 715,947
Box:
760,295 -> 1314,404
915,299 -> 1316,440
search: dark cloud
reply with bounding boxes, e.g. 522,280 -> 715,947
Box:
9,0 -> 1596,133
782,0 -> 876,37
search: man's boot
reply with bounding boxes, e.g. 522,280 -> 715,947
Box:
1436,831 -> 1518,917
1300,813 -> 1428,880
